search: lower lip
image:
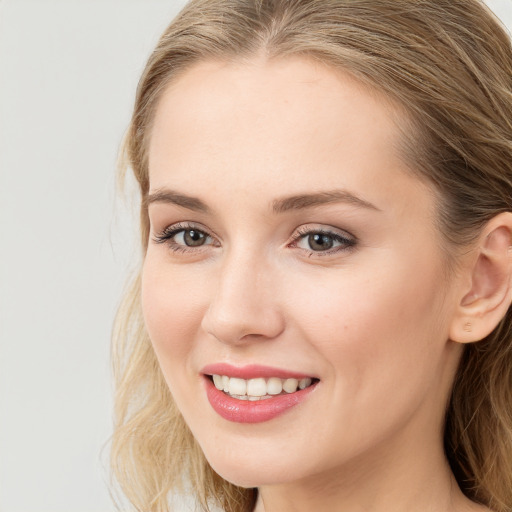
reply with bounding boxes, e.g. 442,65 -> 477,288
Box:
204,377 -> 317,423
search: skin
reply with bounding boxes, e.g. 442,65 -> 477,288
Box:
142,57 -> 492,512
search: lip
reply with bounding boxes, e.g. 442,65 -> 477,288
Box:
201,363 -> 315,380
201,364 -> 319,423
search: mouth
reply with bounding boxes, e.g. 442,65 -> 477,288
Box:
201,364 -> 319,423
207,374 -> 317,401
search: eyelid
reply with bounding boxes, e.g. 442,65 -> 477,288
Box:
289,224 -> 357,256
152,221 -> 357,257
152,221 -> 219,248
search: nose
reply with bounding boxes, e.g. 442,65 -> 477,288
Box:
201,250 -> 285,345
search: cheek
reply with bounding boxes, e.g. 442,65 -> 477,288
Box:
141,254 -> 206,375
290,256 -> 451,396
279,260 -> 454,460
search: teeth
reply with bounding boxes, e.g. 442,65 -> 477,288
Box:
247,378 -> 266,396
211,374 -> 315,398
228,377 -> 247,396
267,377 -> 283,395
299,378 -> 312,390
231,394 -> 249,401
212,374 -> 223,389
283,378 -> 298,393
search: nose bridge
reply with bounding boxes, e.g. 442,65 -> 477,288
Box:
201,245 -> 284,344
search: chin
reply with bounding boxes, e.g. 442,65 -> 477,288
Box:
208,462 -> 284,489
199,440 -> 309,488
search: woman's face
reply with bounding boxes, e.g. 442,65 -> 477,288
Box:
142,57 -> 464,488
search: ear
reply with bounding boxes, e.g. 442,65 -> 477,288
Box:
450,212 -> 512,344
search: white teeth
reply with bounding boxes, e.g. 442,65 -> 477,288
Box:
283,378 -> 298,393
231,394 -> 249,400
267,377 -> 283,395
222,375 -> 230,392
211,374 -> 315,398
228,377 -> 247,396
247,378 -> 266,396
212,374 -> 223,390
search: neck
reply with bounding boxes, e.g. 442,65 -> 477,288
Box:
253,423 -> 476,512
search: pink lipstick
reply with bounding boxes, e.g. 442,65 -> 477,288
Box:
202,363 -> 318,423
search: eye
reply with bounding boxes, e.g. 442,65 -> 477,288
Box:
292,226 -> 356,255
303,233 -> 337,251
152,222 -> 217,252
175,229 -> 209,247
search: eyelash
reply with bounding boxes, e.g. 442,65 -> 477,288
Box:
152,222 -> 357,257
290,226 -> 357,257
152,222 -> 217,254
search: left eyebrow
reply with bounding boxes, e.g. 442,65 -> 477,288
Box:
272,190 -> 380,214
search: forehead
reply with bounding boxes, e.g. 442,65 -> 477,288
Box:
147,56 -> 428,214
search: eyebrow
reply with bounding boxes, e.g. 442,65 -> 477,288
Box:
272,190 -> 380,213
145,189 -> 210,213
145,188 -> 379,214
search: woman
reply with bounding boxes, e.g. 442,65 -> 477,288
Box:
111,1 -> 512,511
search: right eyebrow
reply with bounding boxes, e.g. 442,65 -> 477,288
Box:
144,189 -> 210,213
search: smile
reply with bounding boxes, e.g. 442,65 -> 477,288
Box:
211,375 -> 314,400
202,364 -> 319,423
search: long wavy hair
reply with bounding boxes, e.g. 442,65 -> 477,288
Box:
111,1 -> 512,511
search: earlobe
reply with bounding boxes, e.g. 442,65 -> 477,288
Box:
450,212 -> 512,344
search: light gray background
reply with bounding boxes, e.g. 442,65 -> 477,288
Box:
0,1 -> 511,511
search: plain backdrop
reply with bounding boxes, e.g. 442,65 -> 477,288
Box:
0,1 -> 511,511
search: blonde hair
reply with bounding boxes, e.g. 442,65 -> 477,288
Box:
111,1 -> 512,511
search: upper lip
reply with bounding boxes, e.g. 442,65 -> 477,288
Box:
201,363 -> 316,380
